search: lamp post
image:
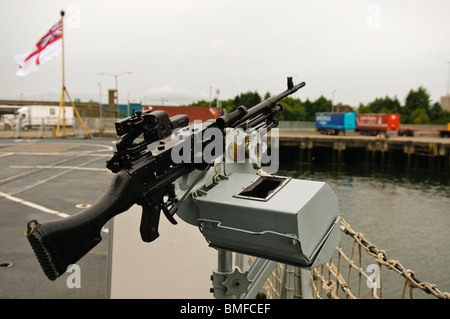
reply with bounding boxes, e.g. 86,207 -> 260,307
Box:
97,71 -> 132,111
97,82 -> 102,118
332,90 -> 337,112
447,61 -> 450,112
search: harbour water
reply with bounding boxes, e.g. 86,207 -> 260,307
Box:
278,163 -> 450,299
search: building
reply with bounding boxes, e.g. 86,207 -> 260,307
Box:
441,95 -> 450,112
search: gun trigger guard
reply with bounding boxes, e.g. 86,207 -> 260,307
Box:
138,186 -> 179,242
162,203 -> 177,225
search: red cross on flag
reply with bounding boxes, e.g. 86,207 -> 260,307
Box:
14,19 -> 63,76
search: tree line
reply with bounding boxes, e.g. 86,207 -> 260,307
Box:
186,86 -> 450,124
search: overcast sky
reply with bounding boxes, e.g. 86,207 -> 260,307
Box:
1,0 -> 449,107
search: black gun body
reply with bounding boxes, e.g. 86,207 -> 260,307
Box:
26,78 -> 306,280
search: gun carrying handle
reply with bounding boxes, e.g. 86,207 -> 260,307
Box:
25,171 -> 138,280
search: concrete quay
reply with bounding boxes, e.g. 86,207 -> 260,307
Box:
278,130 -> 450,172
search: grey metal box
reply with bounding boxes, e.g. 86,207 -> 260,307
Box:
178,172 -> 340,268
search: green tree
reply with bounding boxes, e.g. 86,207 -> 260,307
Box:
233,91 -> 262,111
187,85 -> 448,124
277,97 -> 307,121
428,102 -> 444,123
367,97 -> 385,113
309,96 -> 332,120
403,87 -> 430,123
409,108 -> 430,124
358,96 -> 401,114
358,103 -> 371,113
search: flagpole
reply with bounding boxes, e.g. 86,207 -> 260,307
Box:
61,10 -> 66,137
56,10 -> 90,138
56,10 -> 65,137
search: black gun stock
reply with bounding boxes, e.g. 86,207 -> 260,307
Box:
25,171 -> 139,280
26,161 -> 194,280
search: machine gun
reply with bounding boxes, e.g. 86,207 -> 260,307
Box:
25,78 -> 307,281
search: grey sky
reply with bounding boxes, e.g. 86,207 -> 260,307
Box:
1,0 -> 449,107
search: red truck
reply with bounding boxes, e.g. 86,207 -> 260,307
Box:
356,113 -> 401,136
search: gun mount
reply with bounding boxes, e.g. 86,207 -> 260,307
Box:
25,78 -> 340,286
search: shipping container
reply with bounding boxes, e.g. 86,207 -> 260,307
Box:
143,105 -> 223,123
315,112 -> 356,135
356,113 -> 400,135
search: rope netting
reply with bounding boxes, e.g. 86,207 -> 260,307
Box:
260,217 -> 450,299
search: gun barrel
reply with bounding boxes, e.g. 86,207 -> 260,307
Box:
238,81 -> 306,124
215,80 -> 305,130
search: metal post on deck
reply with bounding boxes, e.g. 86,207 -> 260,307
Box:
211,249 -> 235,299
14,117 -> 22,139
295,268 -> 313,299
